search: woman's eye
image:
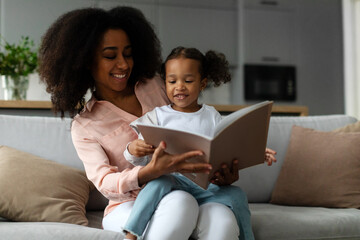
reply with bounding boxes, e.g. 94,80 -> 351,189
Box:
123,49 -> 132,58
103,55 -> 116,60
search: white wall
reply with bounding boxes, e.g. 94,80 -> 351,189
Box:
293,0 -> 344,115
0,0 -> 97,100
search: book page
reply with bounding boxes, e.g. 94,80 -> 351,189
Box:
213,101 -> 272,137
208,101 -> 273,181
136,124 -> 213,188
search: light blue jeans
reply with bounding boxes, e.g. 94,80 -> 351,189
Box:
124,174 -> 254,240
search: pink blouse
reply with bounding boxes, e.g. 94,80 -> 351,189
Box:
71,76 -> 170,216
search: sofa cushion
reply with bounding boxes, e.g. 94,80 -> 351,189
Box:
0,221 -> 124,240
233,115 -> 358,203
0,145 -> 94,225
333,120 -> 360,132
250,203 -> 360,240
270,125 -> 360,208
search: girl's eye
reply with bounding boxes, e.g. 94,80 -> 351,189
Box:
185,78 -> 195,83
167,80 -> 176,84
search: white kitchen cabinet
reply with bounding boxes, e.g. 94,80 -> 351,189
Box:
98,0 -> 238,65
98,0 -> 158,29
244,0 -> 295,11
158,5 -> 237,64
243,2 -> 296,65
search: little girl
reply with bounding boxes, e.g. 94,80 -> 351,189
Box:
123,46 -> 276,240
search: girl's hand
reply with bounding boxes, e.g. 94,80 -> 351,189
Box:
265,148 -> 277,166
138,141 -> 212,185
128,139 -> 155,157
210,159 -> 239,186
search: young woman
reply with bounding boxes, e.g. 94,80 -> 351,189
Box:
39,6 -> 276,240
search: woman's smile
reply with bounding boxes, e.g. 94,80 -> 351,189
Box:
111,72 -> 128,82
112,73 -> 126,79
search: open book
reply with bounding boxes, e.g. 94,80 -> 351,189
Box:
137,101 -> 273,189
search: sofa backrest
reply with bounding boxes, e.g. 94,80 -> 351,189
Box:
0,114 -> 357,206
233,114 -> 358,203
0,115 -> 83,170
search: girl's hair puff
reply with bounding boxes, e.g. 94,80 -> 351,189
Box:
38,6 -> 161,118
160,46 -> 231,86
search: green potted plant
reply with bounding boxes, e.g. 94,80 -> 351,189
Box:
0,35 -> 38,100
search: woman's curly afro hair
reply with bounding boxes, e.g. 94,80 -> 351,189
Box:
38,6 -> 161,118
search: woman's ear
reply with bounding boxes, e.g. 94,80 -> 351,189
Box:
200,78 -> 207,91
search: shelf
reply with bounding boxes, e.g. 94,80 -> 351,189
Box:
0,100 -> 308,116
0,100 -> 52,109
211,104 -> 308,116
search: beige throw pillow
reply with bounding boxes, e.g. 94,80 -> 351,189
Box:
270,126 -> 360,208
333,120 -> 360,133
0,145 -> 94,225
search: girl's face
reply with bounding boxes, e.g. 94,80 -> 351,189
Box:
165,57 -> 207,112
92,29 -> 134,99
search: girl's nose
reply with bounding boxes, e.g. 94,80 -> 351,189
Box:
176,83 -> 185,90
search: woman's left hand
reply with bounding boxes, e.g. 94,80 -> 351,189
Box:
210,159 -> 239,186
210,148 -> 277,186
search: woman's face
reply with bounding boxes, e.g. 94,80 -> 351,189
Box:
165,57 -> 207,112
92,29 -> 134,98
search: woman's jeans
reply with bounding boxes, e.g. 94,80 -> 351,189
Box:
124,174 -> 254,240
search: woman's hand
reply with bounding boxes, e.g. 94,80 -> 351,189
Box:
138,141 -> 212,186
210,159 -> 239,186
128,139 -> 154,157
210,148 -> 277,186
265,148 -> 277,166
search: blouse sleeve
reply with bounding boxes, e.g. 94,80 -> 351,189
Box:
71,119 -> 142,202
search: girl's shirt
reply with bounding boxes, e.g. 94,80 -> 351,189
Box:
71,76 -> 170,216
158,104 -> 222,136
124,104 -> 222,166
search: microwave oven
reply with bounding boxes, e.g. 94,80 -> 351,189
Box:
244,64 -> 296,101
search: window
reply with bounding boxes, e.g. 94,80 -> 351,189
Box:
343,0 -> 360,119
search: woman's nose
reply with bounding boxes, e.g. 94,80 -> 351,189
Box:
116,56 -> 129,69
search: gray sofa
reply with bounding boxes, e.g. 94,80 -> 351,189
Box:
0,113 -> 360,240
